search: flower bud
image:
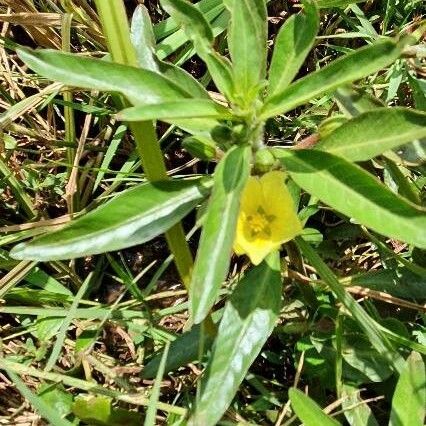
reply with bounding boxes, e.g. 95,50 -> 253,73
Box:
318,115 -> 347,138
254,148 -> 276,173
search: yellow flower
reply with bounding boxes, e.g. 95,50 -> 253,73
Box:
234,171 -> 303,265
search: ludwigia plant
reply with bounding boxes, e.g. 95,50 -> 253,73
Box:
8,0 -> 426,424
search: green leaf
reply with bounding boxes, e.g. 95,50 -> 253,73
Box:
130,4 -> 209,99
190,145 -> 251,324
268,0 -> 319,96
130,5 -> 160,72
262,39 -> 403,119
17,48 -> 190,106
390,352 -> 426,426
38,384 -> 73,420
317,0 -> 366,7
160,62 -> 210,99
273,149 -> 426,249
189,251 -> 282,426
73,395 -> 142,426
117,99 -> 232,122
335,85 -> 385,117
160,0 -> 213,49
342,339 -> 393,382
342,384 -> 379,426
160,0 -> 235,100
296,237 -> 405,373
144,342 -> 170,426
142,324 -> 215,379
11,179 -> 210,261
350,267 -> 426,300
223,0 -> 267,97
289,388 -> 341,426
6,371 -> 72,426
316,108 -> 426,161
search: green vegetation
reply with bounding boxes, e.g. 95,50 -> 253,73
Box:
0,0 -> 425,424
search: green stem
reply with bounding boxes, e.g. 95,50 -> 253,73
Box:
94,0 -> 193,288
61,13 -> 78,213
285,240 -> 318,309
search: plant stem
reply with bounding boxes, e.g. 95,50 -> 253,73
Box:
61,13 -> 78,213
94,0 -> 193,288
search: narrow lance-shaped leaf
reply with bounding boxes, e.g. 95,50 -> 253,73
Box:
154,0 -> 224,40
189,251 -> 282,426
130,5 -> 159,72
273,149 -> 426,249
190,145 -> 251,324
262,38 -> 405,119
160,0 -> 235,100
223,0 -> 267,97
268,0 -> 319,96
316,108 -> 426,162
17,48 -> 190,106
334,85 -> 385,117
117,99 -> 232,122
289,388 -> 341,426
390,352 -> 426,426
131,4 -> 209,99
11,179 -> 210,261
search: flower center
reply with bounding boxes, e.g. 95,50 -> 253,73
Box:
246,206 -> 276,238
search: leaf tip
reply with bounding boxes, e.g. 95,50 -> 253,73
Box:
9,243 -> 28,260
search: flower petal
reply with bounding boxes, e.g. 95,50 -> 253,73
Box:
261,171 -> 303,243
233,170 -> 303,265
235,229 -> 278,265
240,176 -> 263,215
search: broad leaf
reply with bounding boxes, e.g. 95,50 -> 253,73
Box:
160,0 -> 235,100
262,39 -> 404,119
390,352 -> 426,426
223,0 -> 267,97
117,100 -> 232,122
17,48 -> 190,106
189,251 -> 282,426
190,145 -> 251,324
316,108 -> 426,161
289,388 -> 341,426
11,179 -> 210,261
273,149 -> 426,249
268,0 -> 319,96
